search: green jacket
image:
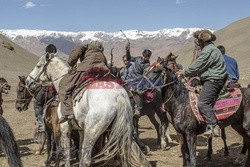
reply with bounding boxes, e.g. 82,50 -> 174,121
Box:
185,42 -> 226,81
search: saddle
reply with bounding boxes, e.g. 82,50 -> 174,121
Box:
186,77 -> 242,122
72,67 -> 111,104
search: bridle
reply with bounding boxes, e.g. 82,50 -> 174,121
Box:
160,62 -> 179,104
16,81 -> 36,106
27,59 -> 51,87
27,56 -> 64,88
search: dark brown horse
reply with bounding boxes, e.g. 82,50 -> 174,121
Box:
160,63 -> 250,166
0,77 -> 11,115
0,78 -> 22,167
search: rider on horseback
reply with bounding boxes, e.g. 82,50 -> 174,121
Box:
58,41 -> 108,123
177,30 -> 227,137
34,44 -> 57,132
217,45 -> 240,87
124,42 -> 152,118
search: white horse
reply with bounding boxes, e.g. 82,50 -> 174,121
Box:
26,53 -> 151,167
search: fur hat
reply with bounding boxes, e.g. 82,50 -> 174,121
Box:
193,30 -> 216,42
88,40 -> 104,52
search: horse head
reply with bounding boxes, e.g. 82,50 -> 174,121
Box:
26,53 -> 68,91
15,76 -> 39,112
0,77 -> 11,94
164,52 -> 182,72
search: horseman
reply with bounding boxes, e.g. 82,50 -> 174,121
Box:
124,42 -> 152,118
34,44 -> 57,132
217,45 -> 240,87
177,30 -> 227,137
58,41 -> 108,123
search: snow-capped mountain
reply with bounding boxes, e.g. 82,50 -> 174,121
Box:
0,28 -> 207,65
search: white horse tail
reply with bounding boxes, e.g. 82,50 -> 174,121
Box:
93,93 -> 151,167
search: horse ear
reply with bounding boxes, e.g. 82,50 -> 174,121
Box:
45,53 -> 53,61
167,52 -> 172,59
18,76 -> 22,81
173,55 -> 178,60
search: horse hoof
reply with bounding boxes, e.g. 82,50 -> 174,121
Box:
204,156 -> 211,161
233,156 -> 245,165
160,141 -> 167,148
144,145 -> 150,155
34,151 -> 41,155
224,152 -> 229,156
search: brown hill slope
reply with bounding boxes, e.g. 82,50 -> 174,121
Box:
176,17 -> 250,86
0,34 -> 38,85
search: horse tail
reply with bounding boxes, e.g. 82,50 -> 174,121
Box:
93,92 -> 151,167
0,115 -> 23,167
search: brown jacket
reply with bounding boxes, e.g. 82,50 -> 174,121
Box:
68,41 -> 107,72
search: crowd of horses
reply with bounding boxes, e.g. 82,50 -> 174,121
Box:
1,52 -> 250,167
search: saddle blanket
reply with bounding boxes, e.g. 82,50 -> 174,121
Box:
189,88 -> 242,122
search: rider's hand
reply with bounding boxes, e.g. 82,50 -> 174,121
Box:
176,70 -> 185,78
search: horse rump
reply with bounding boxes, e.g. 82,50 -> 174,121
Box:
0,115 -> 23,167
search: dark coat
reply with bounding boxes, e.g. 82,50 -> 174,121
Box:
68,42 -> 107,72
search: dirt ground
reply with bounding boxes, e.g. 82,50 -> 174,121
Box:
0,89 -> 246,167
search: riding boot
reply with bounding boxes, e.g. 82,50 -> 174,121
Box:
59,94 -> 75,123
203,124 -> 220,138
37,115 -> 45,133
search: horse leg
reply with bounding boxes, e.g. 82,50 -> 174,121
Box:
231,122 -> 250,165
133,117 -> 149,154
221,128 -> 229,156
244,142 -> 250,167
186,132 -> 197,167
71,130 -> 80,159
234,139 -> 247,165
180,134 -> 189,167
155,108 -> 170,148
60,122 -> 72,167
207,136 -> 212,160
52,118 -> 61,167
147,113 -> 161,147
80,122 -> 109,167
78,130 -> 84,162
45,128 -> 53,166
37,132 -> 46,155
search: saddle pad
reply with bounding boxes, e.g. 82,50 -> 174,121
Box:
133,91 -> 155,104
189,88 -> 242,122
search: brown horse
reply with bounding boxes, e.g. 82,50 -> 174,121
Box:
160,62 -> 250,166
15,76 -> 66,166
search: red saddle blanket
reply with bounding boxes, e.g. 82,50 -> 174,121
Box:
189,88 -> 242,122
133,91 -> 155,104
73,67 -> 111,99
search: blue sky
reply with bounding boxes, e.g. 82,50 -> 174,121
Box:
1,0 -> 250,32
